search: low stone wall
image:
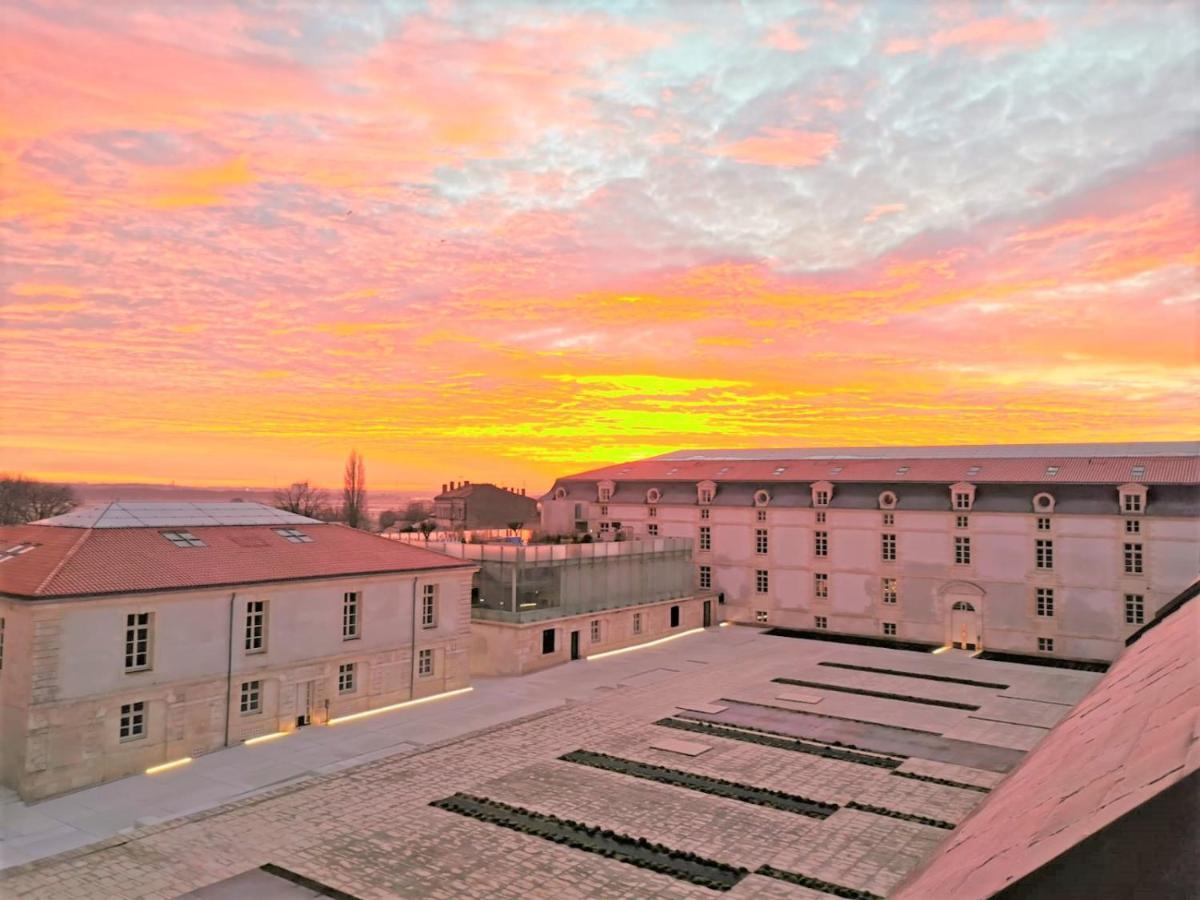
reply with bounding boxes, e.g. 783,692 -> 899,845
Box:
470,593 -> 718,676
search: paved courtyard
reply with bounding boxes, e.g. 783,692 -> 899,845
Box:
0,626 -> 1101,898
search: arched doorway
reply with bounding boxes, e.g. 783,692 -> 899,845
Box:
949,600 -> 981,651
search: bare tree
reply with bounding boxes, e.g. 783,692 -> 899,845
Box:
342,450 -> 368,530
507,520 -> 523,535
417,519 -> 437,542
0,475 -> 78,525
273,481 -> 330,519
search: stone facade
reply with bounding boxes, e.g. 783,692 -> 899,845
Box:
0,568 -> 474,800
470,593 -> 717,676
433,482 -> 539,531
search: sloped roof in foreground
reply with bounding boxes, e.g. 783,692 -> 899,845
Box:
895,578 -> 1200,899
35,501 -> 320,528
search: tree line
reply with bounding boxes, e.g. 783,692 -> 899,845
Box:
0,475 -> 78,525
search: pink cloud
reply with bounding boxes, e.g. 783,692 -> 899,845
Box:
713,128 -> 838,167
865,203 -> 906,223
765,24 -> 810,52
886,16 -> 1050,55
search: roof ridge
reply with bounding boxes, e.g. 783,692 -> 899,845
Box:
33,526 -> 95,596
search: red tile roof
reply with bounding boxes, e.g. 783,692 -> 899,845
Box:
558,454 -> 1199,485
0,524 -> 475,600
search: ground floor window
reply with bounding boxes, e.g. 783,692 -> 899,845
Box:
542,628 -> 556,654
1038,637 -> 1054,652
755,610 -> 768,623
633,612 -> 642,634
418,649 -> 433,677
590,619 -> 601,643
240,680 -> 262,715
338,662 -> 356,693
120,701 -> 146,741
670,605 -> 680,628
882,622 -> 897,636
814,616 -> 827,630
1124,594 -> 1144,625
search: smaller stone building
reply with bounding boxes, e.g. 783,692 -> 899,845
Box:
410,537 -> 718,675
432,481 -> 538,532
0,502 -> 476,800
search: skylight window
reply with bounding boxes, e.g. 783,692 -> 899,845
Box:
274,528 -> 314,543
1130,465 -> 1145,479
717,466 -> 731,475
966,465 -> 982,476
1045,466 -> 1059,477
0,543 -> 36,563
665,467 -> 678,475
162,531 -> 205,548
772,466 -> 787,475
896,466 -> 910,475
829,466 -> 843,474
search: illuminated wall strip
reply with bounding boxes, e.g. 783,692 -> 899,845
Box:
586,627 -> 705,661
326,686 -> 473,726
244,730 -> 290,746
719,622 -> 731,628
931,645 -> 951,655
145,756 -> 192,775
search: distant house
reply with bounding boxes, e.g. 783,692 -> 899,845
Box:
433,481 -> 538,532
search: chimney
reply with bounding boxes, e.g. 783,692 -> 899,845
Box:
441,483 -> 447,494
464,480 -> 470,486
521,488 -> 526,496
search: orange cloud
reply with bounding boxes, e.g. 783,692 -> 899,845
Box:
139,156 -> 256,209
713,128 -> 839,166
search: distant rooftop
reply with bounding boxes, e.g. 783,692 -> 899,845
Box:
655,441 -> 1198,461
35,501 -> 320,529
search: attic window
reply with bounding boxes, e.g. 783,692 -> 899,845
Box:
0,542 -> 36,563
666,467 -> 679,475
772,466 -> 787,476
966,466 -> 982,476
895,466 -> 909,476
1045,466 -> 1059,477
717,466 -> 731,475
275,528 -> 314,543
162,531 -> 205,548
1131,465 -> 1145,479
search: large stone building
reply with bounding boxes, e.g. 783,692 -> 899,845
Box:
540,442 -> 1199,663
432,481 -> 538,532
0,502 -> 476,800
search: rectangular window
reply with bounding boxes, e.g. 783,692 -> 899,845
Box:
814,572 -> 828,598
1036,539 -> 1054,570
954,536 -> 971,565
422,584 -> 437,628
883,622 -> 897,636
700,508 -> 710,520
245,600 -> 266,653
814,531 -> 828,557
599,487 -> 611,502
1038,637 -> 1054,653
755,570 -> 769,594
599,504 -> 608,516
670,605 -> 680,628
882,512 -> 894,527
814,490 -> 830,506
1124,543 -> 1143,575
755,610 -> 768,623
646,523 -> 658,537
1123,493 -> 1142,513
0,616 -> 4,672
599,520 -> 611,532
119,701 -> 146,741
814,615 -> 828,630
124,612 -> 152,671
161,530 -> 205,548
342,592 -> 360,640
648,506 -> 657,518
755,529 -> 768,555
699,489 -> 713,503
881,533 -> 896,561
881,577 -> 897,605
590,619 -> 601,643
953,492 -> 971,510
542,628 -> 556,654
633,612 -> 642,635
815,510 -> 826,524
1036,587 -> 1054,617
1125,519 -> 1140,534
418,649 -> 433,677
698,565 -> 711,590
338,662 -> 356,693
956,515 -> 968,529
1037,517 -> 1051,531
1124,594 -> 1144,625
240,680 -> 261,715
756,509 -> 767,522
698,526 -> 711,551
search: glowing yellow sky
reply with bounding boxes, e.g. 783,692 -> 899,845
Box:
1,2 -> 1197,493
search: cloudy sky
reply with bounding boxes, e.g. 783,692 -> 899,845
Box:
2,0 -> 1197,491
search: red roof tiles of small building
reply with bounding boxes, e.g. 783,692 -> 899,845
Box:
0,522 -> 474,600
557,443 -> 1199,485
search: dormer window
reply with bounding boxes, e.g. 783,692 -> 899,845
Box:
553,487 -> 567,501
1045,466 -> 1059,477
772,466 -> 787,476
949,483 -> 976,512
753,489 -> 770,507
811,481 -> 833,508
697,480 -> 716,505
162,531 -> 205,548
599,487 -> 611,502
878,491 -> 897,510
896,466 -> 910,476
1032,492 -> 1055,514
646,488 -> 661,504
1119,483 -> 1147,514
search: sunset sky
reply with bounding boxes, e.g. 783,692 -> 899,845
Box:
2,0 -> 1197,494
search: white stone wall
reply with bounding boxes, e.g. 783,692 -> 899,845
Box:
470,593 -> 715,676
5,568 -> 474,800
540,496 -> 1198,661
